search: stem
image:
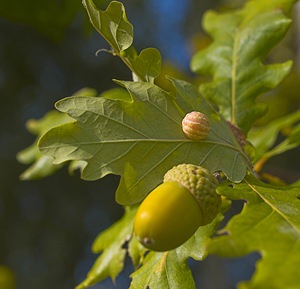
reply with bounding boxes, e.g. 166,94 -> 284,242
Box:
254,157 -> 268,173
254,139 -> 298,173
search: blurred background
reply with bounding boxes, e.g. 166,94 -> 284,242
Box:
0,0 -> 299,288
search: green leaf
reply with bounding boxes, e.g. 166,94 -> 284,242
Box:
128,236 -> 147,269
248,109 -> 300,162
129,213 -> 223,289
289,123 -> 300,144
191,1 -> 295,133
129,251 -> 196,289
16,110 -> 74,180
209,176 -> 300,289
247,109 -> 300,172
39,79 -> 252,205
17,88 -> 98,180
76,206 -> 137,289
258,124 -> 300,166
18,154 -> 64,181
241,0 -> 296,16
83,0 -> 161,82
83,0 -> 133,52
128,47 -> 162,83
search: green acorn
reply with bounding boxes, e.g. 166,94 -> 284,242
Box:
134,164 -> 221,251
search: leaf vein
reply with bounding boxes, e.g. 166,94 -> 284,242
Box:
126,143 -> 184,193
245,180 -> 300,235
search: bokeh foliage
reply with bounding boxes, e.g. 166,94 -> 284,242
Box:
1,0 -> 300,289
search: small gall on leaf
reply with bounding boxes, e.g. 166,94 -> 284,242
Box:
182,111 -> 211,140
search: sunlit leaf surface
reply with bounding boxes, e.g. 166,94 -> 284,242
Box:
39,80 -> 251,205
209,176 -> 300,289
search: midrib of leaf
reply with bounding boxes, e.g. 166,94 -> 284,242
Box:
231,28 -> 239,125
156,252 -> 168,273
163,254 -> 172,289
93,7 -> 116,52
230,150 -> 240,173
245,179 -> 300,235
141,252 -> 168,288
43,138 -> 244,149
155,252 -> 172,289
112,12 -> 123,51
56,97 -> 249,152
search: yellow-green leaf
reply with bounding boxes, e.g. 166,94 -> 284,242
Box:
210,176 -> 300,289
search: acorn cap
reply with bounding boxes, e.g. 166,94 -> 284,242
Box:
163,164 -> 221,225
